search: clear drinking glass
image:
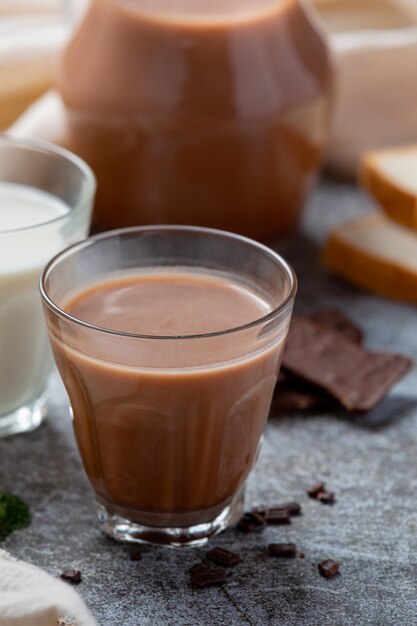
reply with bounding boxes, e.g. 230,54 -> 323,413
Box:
0,136 -> 95,437
41,226 -> 296,547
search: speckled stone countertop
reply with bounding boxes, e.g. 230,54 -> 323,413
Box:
2,179 -> 417,626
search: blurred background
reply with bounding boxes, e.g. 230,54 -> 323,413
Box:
2,0 -> 417,177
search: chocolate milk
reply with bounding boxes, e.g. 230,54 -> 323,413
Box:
51,271 -> 284,526
59,0 -> 330,238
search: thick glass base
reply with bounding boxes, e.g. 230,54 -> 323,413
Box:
97,488 -> 245,548
0,391 -> 48,438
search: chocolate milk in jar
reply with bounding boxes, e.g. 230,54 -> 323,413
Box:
59,0 -> 331,238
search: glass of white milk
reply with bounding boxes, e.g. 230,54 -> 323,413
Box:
0,135 -> 95,437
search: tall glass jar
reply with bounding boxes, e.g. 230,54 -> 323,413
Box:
59,0 -> 331,239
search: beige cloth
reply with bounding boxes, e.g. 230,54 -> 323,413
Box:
0,549 -> 97,626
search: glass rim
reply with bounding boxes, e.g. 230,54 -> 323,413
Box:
0,134 -> 96,236
40,225 -> 297,341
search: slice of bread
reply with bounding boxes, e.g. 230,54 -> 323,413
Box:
360,145 -> 417,230
323,212 -> 417,304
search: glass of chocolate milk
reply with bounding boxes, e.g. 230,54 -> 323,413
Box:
41,226 -> 296,546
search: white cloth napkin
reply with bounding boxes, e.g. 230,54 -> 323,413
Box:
0,549 -> 97,626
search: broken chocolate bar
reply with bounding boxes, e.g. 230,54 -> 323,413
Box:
271,387 -> 332,413
308,310 -> 363,345
283,317 -> 411,411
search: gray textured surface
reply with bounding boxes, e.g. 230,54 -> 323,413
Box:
1,179 -> 417,626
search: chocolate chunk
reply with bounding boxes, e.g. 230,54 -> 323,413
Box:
299,552 -> 306,559
308,483 -> 336,504
272,366 -> 333,414
265,508 -> 291,525
250,505 -> 268,516
274,502 -> 302,516
190,566 -> 228,588
318,559 -> 340,578
60,569 -> 81,585
206,547 -> 241,568
267,543 -> 297,558
237,511 -> 267,533
317,491 -> 336,505
129,548 -> 143,561
252,502 -> 301,519
308,310 -> 363,345
283,317 -> 412,411
307,483 -> 326,499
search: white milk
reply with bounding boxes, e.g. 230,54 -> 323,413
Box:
0,182 -> 69,416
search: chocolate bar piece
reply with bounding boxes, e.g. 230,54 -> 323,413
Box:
60,569 -> 81,585
317,491 -> 336,505
271,387 -> 332,413
205,547 -> 241,567
307,483 -> 326,499
190,566 -> 227,588
272,368 -> 333,413
283,317 -> 411,411
267,543 -> 297,558
308,310 -> 363,345
264,508 -> 291,525
318,559 -> 340,578
237,512 -> 267,533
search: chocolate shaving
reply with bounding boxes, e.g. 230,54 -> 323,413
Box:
267,543 -> 297,558
318,559 -> 340,578
283,317 -> 412,411
206,547 -> 241,567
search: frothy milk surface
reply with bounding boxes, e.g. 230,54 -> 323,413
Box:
0,182 -> 70,416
